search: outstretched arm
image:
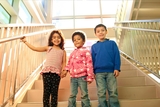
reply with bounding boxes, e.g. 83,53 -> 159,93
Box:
21,36 -> 48,52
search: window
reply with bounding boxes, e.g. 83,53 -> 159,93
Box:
74,0 -> 100,15
52,0 -> 122,29
53,1 -> 73,16
75,18 -> 101,28
101,0 -> 121,14
8,0 -> 14,5
52,19 -> 74,29
40,0 -> 47,18
19,1 -> 32,23
103,18 -> 116,27
0,5 -> 11,24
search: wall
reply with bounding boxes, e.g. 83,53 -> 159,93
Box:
61,28 -> 116,40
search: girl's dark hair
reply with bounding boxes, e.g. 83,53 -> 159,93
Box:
94,24 -> 107,33
72,31 -> 86,42
48,30 -> 65,50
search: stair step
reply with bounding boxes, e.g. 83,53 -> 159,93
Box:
120,99 -> 160,107
25,85 -> 156,102
33,76 -> 145,90
33,79 -> 97,90
118,85 -> 156,99
17,56 -> 160,107
17,99 -> 160,107
17,101 -> 95,107
121,64 -> 137,70
117,76 -> 145,86
119,70 -> 138,77
38,69 -> 138,81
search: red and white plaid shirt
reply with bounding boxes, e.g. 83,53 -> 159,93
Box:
65,47 -> 94,82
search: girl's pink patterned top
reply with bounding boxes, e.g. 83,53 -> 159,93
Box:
40,47 -> 64,75
65,47 -> 94,82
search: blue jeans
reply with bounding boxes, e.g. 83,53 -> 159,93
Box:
68,76 -> 91,107
95,72 -> 120,107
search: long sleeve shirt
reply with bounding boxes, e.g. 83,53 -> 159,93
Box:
65,47 -> 94,82
91,39 -> 121,73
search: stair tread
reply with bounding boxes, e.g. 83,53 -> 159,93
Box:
31,85 -> 156,90
18,98 -> 160,104
17,57 -> 160,107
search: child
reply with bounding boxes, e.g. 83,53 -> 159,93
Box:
61,31 -> 94,107
21,30 -> 66,107
91,24 -> 121,107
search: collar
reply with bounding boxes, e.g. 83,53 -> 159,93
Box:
74,47 -> 86,50
97,38 -> 109,43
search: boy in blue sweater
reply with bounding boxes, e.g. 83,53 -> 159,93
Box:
91,24 -> 121,107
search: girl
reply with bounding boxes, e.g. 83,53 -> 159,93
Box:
61,31 -> 94,107
21,30 -> 66,107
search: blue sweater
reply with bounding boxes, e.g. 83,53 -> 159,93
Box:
91,39 -> 121,73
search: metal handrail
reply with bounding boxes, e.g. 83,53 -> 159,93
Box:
114,20 -> 160,79
0,24 -> 55,27
120,50 -> 160,79
0,29 -> 56,43
114,26 -> 160,33
115,19 -> 160,24
0,26 -> 55,106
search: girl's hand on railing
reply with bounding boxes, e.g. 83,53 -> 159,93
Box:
21,36 -> 27,43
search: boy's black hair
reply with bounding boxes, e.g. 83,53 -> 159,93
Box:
72,31 -> 86,42
94,24 -> 107,33
48,30 -> 65,50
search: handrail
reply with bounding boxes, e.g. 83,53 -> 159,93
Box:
0,25 -> 54,106
114,20 -> 160,81
114,26 -> 160,33
115,19 -> 160,24
0,29 -> 56,43
120,50 -> 160,79
0,24 -> 55,27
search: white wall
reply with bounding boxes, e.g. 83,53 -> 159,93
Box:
61,28 -> 116,40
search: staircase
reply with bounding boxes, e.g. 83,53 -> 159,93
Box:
131,0 -> 160,20
16,55 -> 160,107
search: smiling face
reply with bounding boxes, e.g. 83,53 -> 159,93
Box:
95,26 -> 107,41
73,35 -> 85,48
51,33 -> 62,46
48,30 -> 64,49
